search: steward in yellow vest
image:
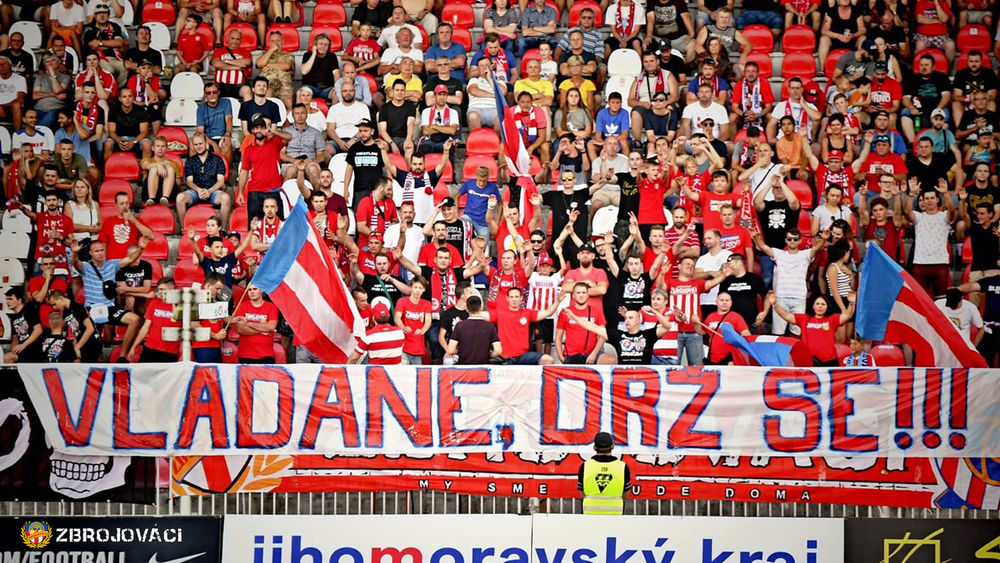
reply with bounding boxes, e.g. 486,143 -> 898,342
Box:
577,431 -> 631,515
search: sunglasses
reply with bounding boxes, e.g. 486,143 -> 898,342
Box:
561,176 -> 575,181
530,239 -> 545,244
786,237 -> 801,242
653,97 -> 667,102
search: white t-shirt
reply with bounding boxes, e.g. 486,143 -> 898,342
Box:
695,249 -> 732,305
0,73 -> 26,105
326,101 -> 371,140
466,77 -> 496,110
913,211 -> 951,265
383,223 -> 425,264
50,1 -> 86,28
592,154 -> 630,178
12,126 -> 55,155
380,47 -> 424,65
748,162 -> 784,201
773,248 -> 812,300
811,204 -> 853,232
681,101 -> 729,139
420,105 -> 460,129
605,2 -> 646,37
771,100 -> 818,139
934,298 -> 983,345
377,23 -> 423,49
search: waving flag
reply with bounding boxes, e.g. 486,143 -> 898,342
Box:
856,242 -> 986,368
251,200 -> 365,363
493,76 -> 539,219
722,324 -> 794,366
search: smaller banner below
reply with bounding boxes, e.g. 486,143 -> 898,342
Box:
0,368 -> 155,503
1,516 -> 222,562
845,518 -> 1000,562
170,454 -> 1000,510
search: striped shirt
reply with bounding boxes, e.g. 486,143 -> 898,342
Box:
212,47 -> 252,85
80,259 -> 119,308
667,278 -> 706,332
528,272 -> 563,312
772,249 -> 812,300
639,310 -> 678,360
355,324 -> 405,365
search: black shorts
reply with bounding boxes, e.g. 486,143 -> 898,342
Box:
107,306 -> 133,326
531,320 -> 554,344
139,346 -> 178,363
240,356 -> 276,364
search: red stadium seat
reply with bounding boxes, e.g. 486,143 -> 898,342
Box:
780,78 -> 826,113
529,155 -> 542,177
273,342 -> 287,363
823,49 -> 851,80
310,97 -> 330,115
387,152 -> 407,173
224,23 -> 258,50
266,24 -> 299,52
441,4 -> 474,28
734,128 -> 767,144
914,48 -> 948,74
173,260 -> 205,288
961,237 -> 972,263
741,24 -> 773,53
312,2 -> 346,26
141,0 -> 176,25
143,232 -> 170,260
99,179 -> 133,207
957,51 -> 992,70
781,25 -> 815,54
309,25 -> 343,51
140,204 -> 176,234
415,25 -> 429,49
745,51 -> 772,78
870,344 -> 905,366
158,126 -> 190,154
230,206 -> 249,233
834,344 -> 852,362
105,152 -> 140,181
957,24 -> 991,54
462,155 -> 498,181
196,23 -> 214,47
183,204 -> 218,231
466,128 -> 501,156
148,259 -> 164,285
782,52 -> 816,81
569,0 -> 602,27
520,48 -> 541,75
423,153 -> 453,182
361,73 -> 377,95
785,180 -> 813,210
177,232 -> 204,260
451,27 -> 472,51
797,212 -> 814,246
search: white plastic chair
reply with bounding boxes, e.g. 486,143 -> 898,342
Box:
591,205 -> 618,236
118,0 -> 134,25
64,46 -> 82,73
607,49 -> 642,77
227,98 -> 242,129
0,127 -> 11,157
267,97 -> 287,125
327,152 -> 351,205
1,209 -> 31,232
603,75 -> 635,113
0,232 -> 30,260
146,22 -> 171,50
164,98 -> 199,126
9,22 -> 42,51
0,258 -> 25,285
170,71 -> 205,100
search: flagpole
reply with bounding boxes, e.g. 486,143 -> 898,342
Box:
223,285 -> 251,332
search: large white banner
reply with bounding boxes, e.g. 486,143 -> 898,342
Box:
222,515 -> 532,563
17,364 -> 1000,457
532,515 -> 844,563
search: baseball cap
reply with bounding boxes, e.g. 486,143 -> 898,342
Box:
250,116 -> 267,129
874,60 -> 889,72
578,242 -> 596,254
862,39 -> 878,54
931,108 -> 947,119
227,231 -> 241,240
594,432 -> 613,450
139,58 -> 153,67
537,253 -> 554,266
356,118 -> 374,129
94,3 -> 110,12
371,302 -> 391,321
874,134 -> 890,144
368,232 -> 383,241
440,196 -> 456,207
433,84 -> 449,94
828,149 -> 844,160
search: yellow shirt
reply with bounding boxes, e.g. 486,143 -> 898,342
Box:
514,77 -> 555,104
383,74 -> 423,94
558,78 -> 597,109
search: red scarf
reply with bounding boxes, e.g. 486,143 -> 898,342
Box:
487,268 -> 527,307
784,101 -> 808,129
75,101 -> 98,131
738,141 -> 757,168
490,48 -> 510,80
429,266 -> 457,315
514,107 -> 540,144
615,1 -> 635,36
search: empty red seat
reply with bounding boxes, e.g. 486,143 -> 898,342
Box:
158,126 -> 190,154
520,48 -> 541,75
741,24 -> 774,53
784,179 -> 813,210
781,25 -> 815,54
312,2 -> 346,26
462,155 -> 498,182
173,260 -> 205,288
466,128 -> 501,156
823,49 -> 851,79
143,232 -> 170,260
166,153 -> 185,178
140,204 -> 176,234
441,4 -> 474,27
183,204 -> 218,231
148,259 -> 164,285
746,51 -> 772,78
870,344 -> 905,366
224,23 -> 258,50
230,206 -> 249,233
105,152 -> 140,181
914,48 -> 949,74
423,153 -> 453,182
569,0 -> 602,27
360,73 -> 377,95
196,23 -> 214,47
451,27 -> 472,51
957,24 -> 991,54
309,25 -> 343,51
782,52 -> 816,81
141,0 -> 175,25
99,179 -> 133,207
266,24 -> 299,52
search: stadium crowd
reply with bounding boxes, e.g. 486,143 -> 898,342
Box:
1,0 -> 998,367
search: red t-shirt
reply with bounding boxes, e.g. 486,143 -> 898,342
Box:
98,216 -> 140,259
75,68 -> 117,97
234,299 -> 278,359
355,195 -> 398,248
241,137 -> 285,193
143,298 -> 181,354
700,191 -> 741,232
563,267 -> 609,309
418,243 -> 463,268
395,296 -> 431,355
637,176 -> 670,224
557,303 -> 605,356
252,217 -> 282,248
870,77 -> 903,110
795,313 -> 840,362
495,307 -> 539,358
815,163 -> 855,202
861,153 -> 907,194
177,30 -> 212,63
915,0 -> 951,35
34,212 -> 73,260
678,172 -> 710,222
193,318 -> 223,349
717,224 -> 753,257
345,38 -> 380,63
668,278 -> 707,332
29,275 -> 68,329
705,311 -> 749,362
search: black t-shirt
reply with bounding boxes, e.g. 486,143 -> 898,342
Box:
439,306 -> 469,343
969,220 -> 1000,271
377,100 -> 418,140
418,265 -> 464,309
648,0 -> 690,40
8,304 -> 41,361
957,109 -> 999,142
347,141 -> 385,202
757,199 -> 798,248
451,317 -> 499,364
615,171 -> 641,222
363,273 -> 405,308
424,76 -> 463,98
62,302 -> 92,342
302,51 -> 340,89
443,218 -> 468,256
201,254 -> 238,287
123,46 -> 164,69
609,327 -> 660,364
980,275 -> 1000,322
904,72 -> 953,118
115,260 -> 153,288
351,1 -> 393,33
557,49 -> 598,80
719,272 -> 766,328
108,104 -> 151,138
618,272 -> 652,311
966,183 -> 1000,211
238,98 -> 282,126
0,48 -> 33,77
41,333 -> 76,362
82,22 -> 126,59
543,188 -> 591,243
953,68 -> 999,104
907,154 -> 950,193
867,24 -> 906,48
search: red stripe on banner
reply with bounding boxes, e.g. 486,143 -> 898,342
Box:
294,239 -> 356,325
270,284 -> 349,363
924,369 -> 942,429
950,369 -> 968,430
938,457 -> 958,483
965,461 -> 987,506
894,278 -> 986,367
895,368 -> 913,428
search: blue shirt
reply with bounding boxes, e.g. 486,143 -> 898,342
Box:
425,42 -> 467,81
470,48 -> 518,82
197,101 -> 232,138
595,107 -> 631,140
80,259 -> 119,308
53,129 -> 92,165
688,75 -> 731,95
458,179 -> 501,227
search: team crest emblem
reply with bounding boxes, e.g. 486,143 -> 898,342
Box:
21,521 -> 52,549
594,471 -> 613,492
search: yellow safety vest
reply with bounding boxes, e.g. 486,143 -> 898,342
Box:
582,457 -> 626,515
